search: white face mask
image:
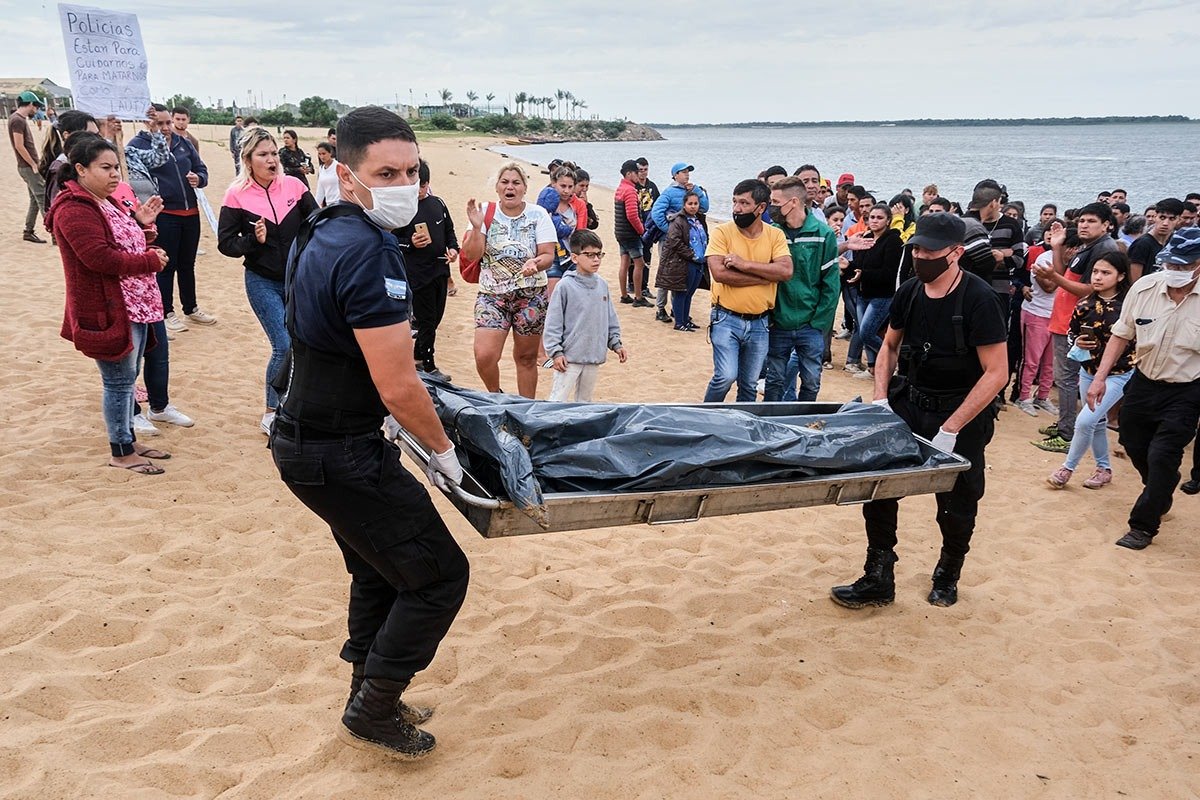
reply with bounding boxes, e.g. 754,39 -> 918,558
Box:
1163,265 -> 1199,288
348,168 -> 419,229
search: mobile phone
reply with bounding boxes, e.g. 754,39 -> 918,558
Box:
414,222 -> 429,238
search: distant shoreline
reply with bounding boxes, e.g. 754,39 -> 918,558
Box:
648,115 -> 1193,129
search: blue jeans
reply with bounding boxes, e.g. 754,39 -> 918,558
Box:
96,322 -> 147,456
856,296 -> 892,367
765,325 -> 825,402
244,270 -> 290,409
671,262 -> 705,327
140,319 -> 170,413
704,308 -> 769,402
1065,369 -> 1132,471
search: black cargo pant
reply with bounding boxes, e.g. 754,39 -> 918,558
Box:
411,275 -> 449,371
1118,372 -> 1200,536
271,424 -> 469,682
863,390 -> 996,560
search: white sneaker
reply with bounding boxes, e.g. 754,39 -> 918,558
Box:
185,308 -> 218,325
260,411 -> 275,436
755,378 -> 766,396
196,248 -> 207,256
853,369 -> 875,380
1015,399 -> 1039,417
133,413 -> 160,436
1033,398 -> 1059,415
147,404 -> 194,427
843,363 -> 864,374
165,312 -> 188,332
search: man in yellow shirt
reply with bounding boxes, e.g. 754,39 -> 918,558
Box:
1087,226 -> 1200,550
703,179 -> 793,401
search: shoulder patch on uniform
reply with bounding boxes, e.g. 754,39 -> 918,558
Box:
384,277 -> 408,300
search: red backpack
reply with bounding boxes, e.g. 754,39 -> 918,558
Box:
459,202 -> 497,283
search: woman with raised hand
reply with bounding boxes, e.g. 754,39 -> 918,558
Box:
47,133 -> 171,474
279,129 -> 314,189
847,203 -> 904,381
218,126 -> 318,435
460,162 -> 556,397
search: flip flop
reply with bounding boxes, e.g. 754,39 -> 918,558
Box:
109,461 -> 165,475
447,285 -> 458,297
134,447 -> 171,460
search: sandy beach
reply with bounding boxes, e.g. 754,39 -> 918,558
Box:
1,122 -> 1198,799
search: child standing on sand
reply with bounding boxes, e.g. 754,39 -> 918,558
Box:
543,230 -> 628,401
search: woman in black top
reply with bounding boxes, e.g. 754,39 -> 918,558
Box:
278,129 -> 313,189
848,203 -> 904,378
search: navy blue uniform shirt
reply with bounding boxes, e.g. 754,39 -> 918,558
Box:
290,208 -> 412,355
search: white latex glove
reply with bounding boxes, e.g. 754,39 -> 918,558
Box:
931,427 -> 958,453
426,444 -> 463,491
871,398 -> 892,413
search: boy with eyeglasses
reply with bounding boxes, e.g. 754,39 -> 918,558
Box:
543,230 -> 628,402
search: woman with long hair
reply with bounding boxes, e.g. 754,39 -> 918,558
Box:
461,162 -> 556,397
657,191 -> 707,332
39,109 -> 99,209
1046,252 -> 1134,490
46,134 -> 171,474
847,203 -> 904,380
279,129 -> 313,189
218,127 -> 318,434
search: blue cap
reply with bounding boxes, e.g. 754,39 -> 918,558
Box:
670,162 -> 694,176
1157,226 -> 1200,265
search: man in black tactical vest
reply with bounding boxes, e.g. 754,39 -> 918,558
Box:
270,106 -> 469,760
830,213 -> 1009,608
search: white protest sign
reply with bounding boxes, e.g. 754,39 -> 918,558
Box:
58,3 -> 151,119
195,189 -> 219,235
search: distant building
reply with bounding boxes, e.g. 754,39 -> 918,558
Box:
417,103 -> 508,119
0,77 -> 73,116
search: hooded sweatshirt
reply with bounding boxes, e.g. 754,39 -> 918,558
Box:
218,175 -> 317,281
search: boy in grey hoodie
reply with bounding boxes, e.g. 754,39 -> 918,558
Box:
544,230 -> 629,401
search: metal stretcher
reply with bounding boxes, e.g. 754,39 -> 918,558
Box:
394,402 -> 971,539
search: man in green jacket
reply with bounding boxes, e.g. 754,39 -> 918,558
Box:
763,176 -> 840,401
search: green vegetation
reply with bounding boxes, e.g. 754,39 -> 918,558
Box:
297,96 -> 338,127
429,113 -> 458,130
650,115 -> 1194,129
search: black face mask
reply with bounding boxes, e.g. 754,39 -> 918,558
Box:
913,254 -> 952,283
733,210 -> 759,229
765,204 -> 782,221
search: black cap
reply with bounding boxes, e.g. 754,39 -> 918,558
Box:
620,159 -> 639,176
541,158 -> 564,175
908,212 -> 966,249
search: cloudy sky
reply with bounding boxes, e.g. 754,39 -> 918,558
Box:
5,0 -> 1198,123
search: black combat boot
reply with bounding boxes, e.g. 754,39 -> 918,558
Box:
927,551 -> 964,607
339,677 -> 436,760
830,548 -> 897,608
346,663 -> 434,725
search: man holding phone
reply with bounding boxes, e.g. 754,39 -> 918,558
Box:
395,159 -> 459,381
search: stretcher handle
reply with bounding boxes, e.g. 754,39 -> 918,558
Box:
392,427 -> 502,510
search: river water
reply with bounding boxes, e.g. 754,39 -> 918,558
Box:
490,123 -> 1200,220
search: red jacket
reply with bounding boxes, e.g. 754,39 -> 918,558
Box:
613,177 -> 644,241
47,181 -> 163,361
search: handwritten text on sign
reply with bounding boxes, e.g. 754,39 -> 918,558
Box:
58,3 -> 151,119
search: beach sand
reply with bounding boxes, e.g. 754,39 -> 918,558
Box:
1,123 -> 1197,799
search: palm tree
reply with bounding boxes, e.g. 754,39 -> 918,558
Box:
554,89 -> 565,120
514,91 -> 527,116
547,101 -> 556,119
486,92 -> 496,112
466,91 -> 478,103
438,88 -> 452,114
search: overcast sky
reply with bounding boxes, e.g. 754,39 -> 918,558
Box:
5,0 -> 1199,123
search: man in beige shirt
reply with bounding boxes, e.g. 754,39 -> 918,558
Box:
1088,227 -> 1200,549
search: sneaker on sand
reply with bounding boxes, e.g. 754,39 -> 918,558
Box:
822,361 -> 834,370
1038,422 -> 1059,438
165,312 -> 188,333
1046,466 -> 1073,488
853,369 -> 875,381
260,411 -> 275,436
843,363 -> 864,374
1032,435 -> 1071,454
185,308 -> 218,325
1082,468 -> 1112,489
147,404 -> 194,427
133,414 -> 160,437
1015,399 -> 1038,417
1033,398 -> 1059,415
835,328 -> 852,341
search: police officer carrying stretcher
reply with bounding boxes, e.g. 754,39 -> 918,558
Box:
830,213 -> 1009,609
269,107 -> 468,760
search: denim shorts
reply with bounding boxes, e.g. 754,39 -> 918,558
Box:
617,239 -> 643,259
546,260 -> 576,280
